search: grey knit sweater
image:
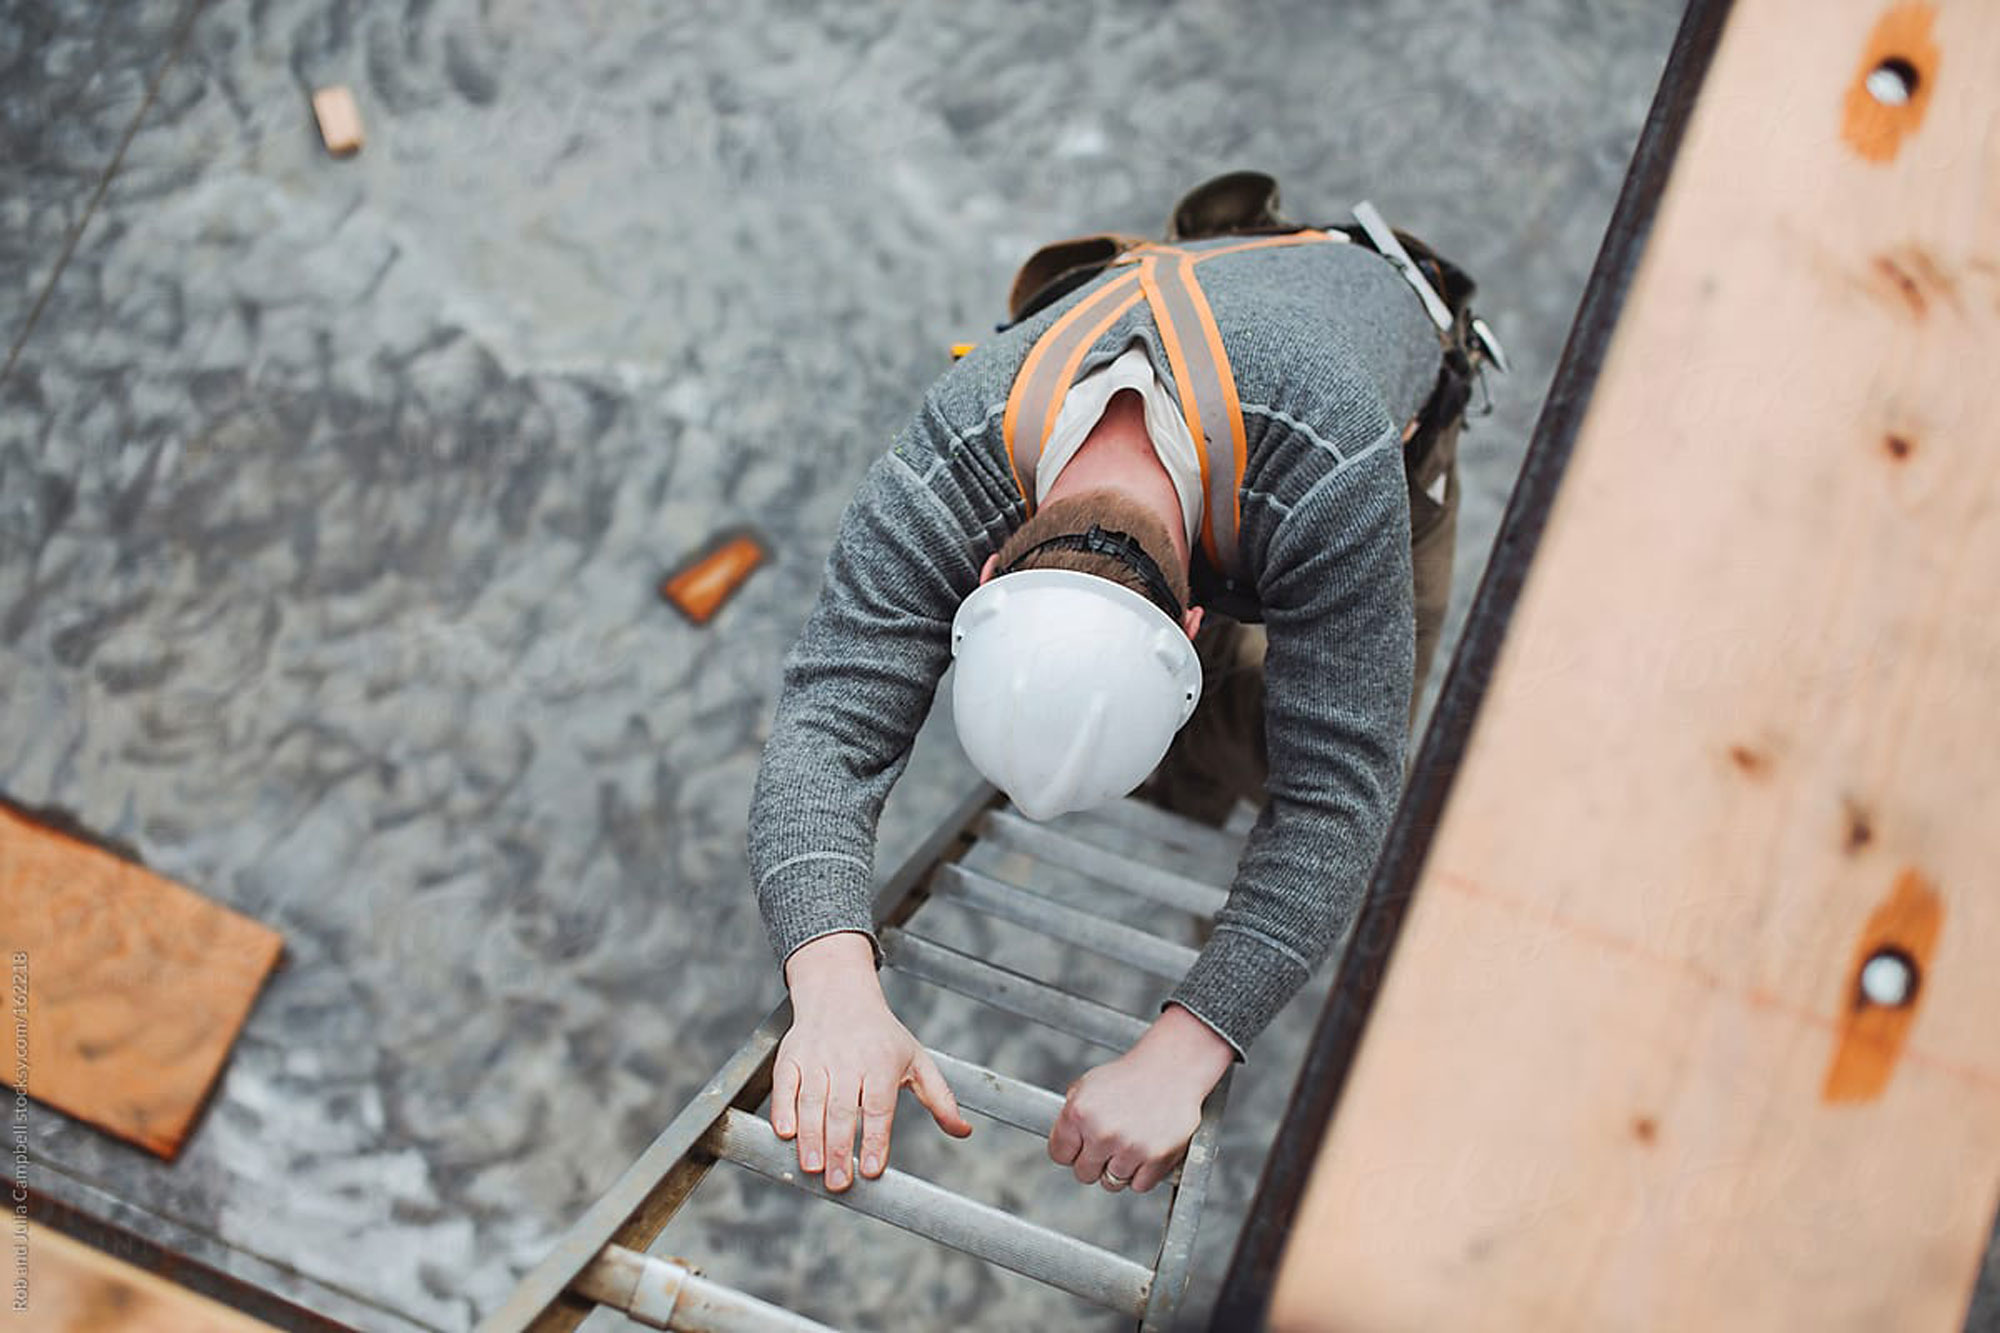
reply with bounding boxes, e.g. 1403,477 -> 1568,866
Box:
748,235 -> 1441,1060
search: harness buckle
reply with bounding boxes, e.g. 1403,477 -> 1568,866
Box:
1470,315 -> 1512,376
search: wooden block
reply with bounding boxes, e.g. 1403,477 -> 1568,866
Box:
660,529 -> 768,626
0,805 -> 283,1159
310,85 -> 363,157
25,1225 -> 281,1332
1265,0 -> 2000,1328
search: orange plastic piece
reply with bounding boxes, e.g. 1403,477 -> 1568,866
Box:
661,531 -> 768,625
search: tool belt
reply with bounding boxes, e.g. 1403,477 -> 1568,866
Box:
1001,172 -> 1499,622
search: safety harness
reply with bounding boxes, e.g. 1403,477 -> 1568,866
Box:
996,182 -> 1502,620
1003,230 -> 1345,585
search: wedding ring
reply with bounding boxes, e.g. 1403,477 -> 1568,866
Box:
1102,1168 -> 1131,1187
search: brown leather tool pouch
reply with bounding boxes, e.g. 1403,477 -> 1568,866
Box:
1006,232 -> 1149,325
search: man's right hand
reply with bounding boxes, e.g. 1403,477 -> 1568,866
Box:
772,931 -> 973,1191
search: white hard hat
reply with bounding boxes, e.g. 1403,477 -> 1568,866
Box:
950,568 -> 1201,821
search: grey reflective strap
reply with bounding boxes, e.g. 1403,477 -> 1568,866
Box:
1001,268 -> 1144,508
1138,252 -> 1248,578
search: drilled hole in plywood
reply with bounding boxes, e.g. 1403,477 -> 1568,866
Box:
1842,4 -> 1940,164
1865,56 -> 1919,106
1822,868 -> 1942,1103
1859,945 -> 1919,1009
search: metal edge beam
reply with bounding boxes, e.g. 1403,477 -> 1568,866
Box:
24,1188 -> 372,1333
1210,0 -> 1740,1324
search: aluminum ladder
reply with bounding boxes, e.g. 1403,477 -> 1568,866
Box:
479,784 -> 1247,1332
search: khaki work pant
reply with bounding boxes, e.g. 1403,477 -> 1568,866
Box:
1142,417 -> 1462,827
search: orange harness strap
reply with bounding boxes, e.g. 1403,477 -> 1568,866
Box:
1001,231 -> 1341,578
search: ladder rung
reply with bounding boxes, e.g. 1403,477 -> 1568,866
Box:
924,1048 -> 1065,1138
700,1109 -> 1153,1316
979,810 -> 1231,916
1050,798 -> 1244,878
881,929 -> 1150,1049
931,863 -> 1201,981
577,1244 -> 838,1332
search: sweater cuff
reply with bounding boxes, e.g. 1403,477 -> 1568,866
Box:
757,851 -> 879,967
1164,925 -> 1312,1062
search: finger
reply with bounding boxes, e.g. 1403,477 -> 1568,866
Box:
909,1052 -> 972,1138
1072,1138 -> 1113,1187
1132,1148 -> 1184,1195
859,1077 -> 897,1179
1047,1108 -> 1083,1166
824,1075 -> 861,1192
1099,1155 -> 1140,1194
770,1058 -> 801,1139
796,1065 -> 829,1176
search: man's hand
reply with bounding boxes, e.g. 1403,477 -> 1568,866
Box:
772,931 -> 972,1191
1048,1003 -> 1234,1192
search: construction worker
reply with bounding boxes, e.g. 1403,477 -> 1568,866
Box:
748,173 -> 1487,1196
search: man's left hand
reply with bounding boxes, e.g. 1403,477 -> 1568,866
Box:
1048,1002 -> 1236,1193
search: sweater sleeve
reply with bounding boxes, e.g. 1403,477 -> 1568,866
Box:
1163,436 -> 1416,1059
747,444 -> 992,972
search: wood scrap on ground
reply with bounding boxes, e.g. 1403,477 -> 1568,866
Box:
310,85 -> 363,157
0,803 -> 283,1160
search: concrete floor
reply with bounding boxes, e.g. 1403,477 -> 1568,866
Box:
5,0 -> 1995,1329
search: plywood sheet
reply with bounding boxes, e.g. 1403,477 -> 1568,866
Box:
0,806 -> 282,1158
23,1225 -> 281,1332
1268,0 -> 2000,1328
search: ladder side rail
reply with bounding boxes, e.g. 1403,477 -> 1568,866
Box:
1139,1068 -> 1235,1332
